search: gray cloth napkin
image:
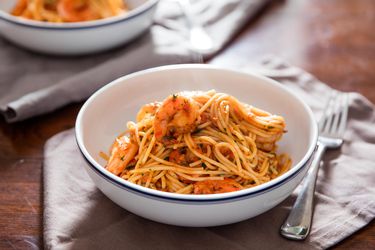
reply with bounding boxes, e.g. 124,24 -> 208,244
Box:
43,58 -> 375,249
0,0 -> 269,123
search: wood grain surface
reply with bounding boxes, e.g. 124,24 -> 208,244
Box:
0,0 -> 374,249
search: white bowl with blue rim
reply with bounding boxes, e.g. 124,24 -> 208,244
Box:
75,64 -> 318,227
0,0 -> 159,55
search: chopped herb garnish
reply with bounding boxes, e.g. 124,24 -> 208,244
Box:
163,135 -> 175,141
267,125 -> 274,129
120,155 -> 125,161
126,164 -> 135,170
202,162 -> 207,169
164,156 -> 169,161
192,128 -> 202,134
172,94 -> 178,100
179,147 -> 187,154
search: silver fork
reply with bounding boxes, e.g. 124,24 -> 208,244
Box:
280,91 -> 349,240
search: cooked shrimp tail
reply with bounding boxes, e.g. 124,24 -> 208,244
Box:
106,136 -> 138,175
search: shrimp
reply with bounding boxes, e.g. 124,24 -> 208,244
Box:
154,93 -> 200,144
57,0 -> 99,22
193,179 -> 243,194
255,133 -> 282,152
11,0 -> 28,16
106,136 -> 138,176
136,102 -> 160,122
169,147 -> 200,166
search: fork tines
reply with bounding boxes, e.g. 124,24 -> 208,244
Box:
318,91 -> 349,138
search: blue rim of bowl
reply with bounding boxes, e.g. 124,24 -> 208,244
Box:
75,64 -> 319,203
0,0 -> 158,30
78,142 -> 315,204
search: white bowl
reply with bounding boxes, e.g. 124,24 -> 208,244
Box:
75,64 -> 318,227
0,0 -> 158,55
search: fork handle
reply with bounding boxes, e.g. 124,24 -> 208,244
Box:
280,142 -> 326,240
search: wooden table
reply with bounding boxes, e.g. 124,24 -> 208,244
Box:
0,0 -> 374,248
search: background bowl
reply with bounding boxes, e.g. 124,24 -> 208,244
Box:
75,64 -> 318,227
0,0 -> 159,55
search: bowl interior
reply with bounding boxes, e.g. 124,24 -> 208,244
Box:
0,1 -> 13,12
0,0 -> 150,22
77,65 -> 317,195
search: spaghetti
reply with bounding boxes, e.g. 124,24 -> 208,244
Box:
11,0 -> 128,22
104,90 -> 291,194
